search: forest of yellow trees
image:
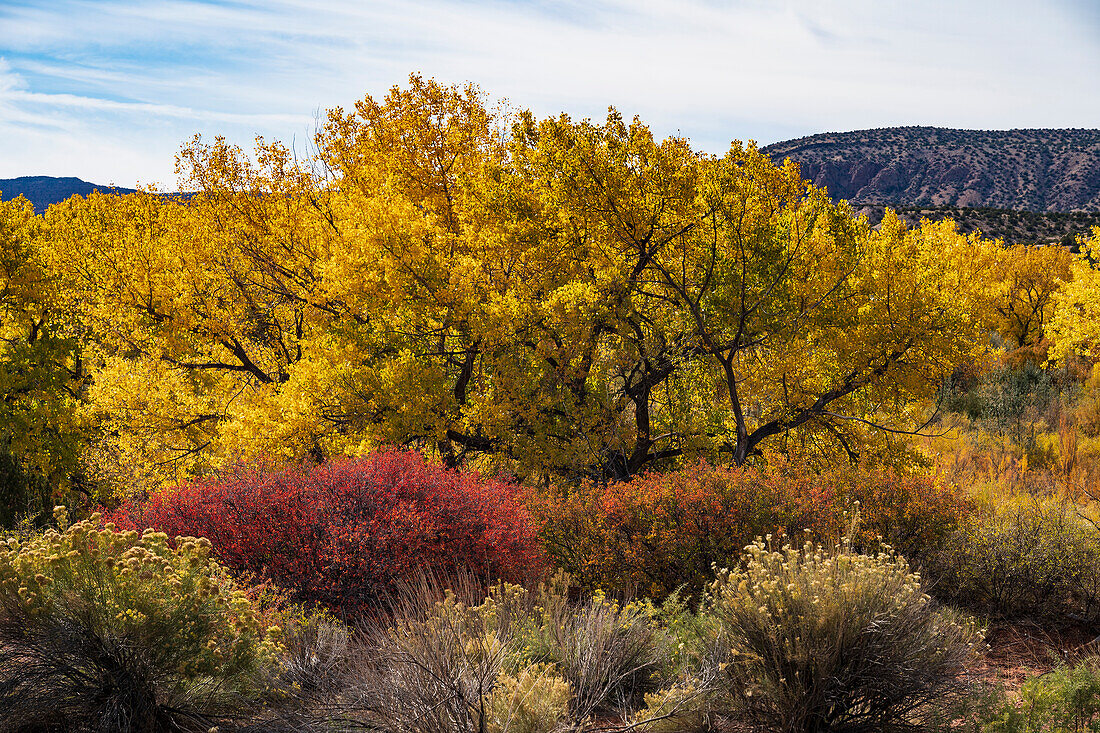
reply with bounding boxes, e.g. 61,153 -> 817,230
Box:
4,75 -> 1095,507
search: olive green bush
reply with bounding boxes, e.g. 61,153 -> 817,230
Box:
932,497 -> 1100,623
0,507 -> 283,733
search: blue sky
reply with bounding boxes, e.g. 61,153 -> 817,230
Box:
0,0 -> 1097,189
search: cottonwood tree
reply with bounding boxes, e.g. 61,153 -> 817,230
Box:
1049,227 -> 1100,363
44,76 -> 995,487
0,196 -> 87,517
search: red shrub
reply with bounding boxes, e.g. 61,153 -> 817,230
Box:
527,458 -> 970,599
108,450 -> 545,615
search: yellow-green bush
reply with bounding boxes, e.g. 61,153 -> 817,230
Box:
0,507 -> 283,732
627,681 -> 709,733
488,663 -> 571,733
706,539 -> 984,733
977,658 -> 1100,732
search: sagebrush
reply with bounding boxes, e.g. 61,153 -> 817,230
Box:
0,507 -> 283,733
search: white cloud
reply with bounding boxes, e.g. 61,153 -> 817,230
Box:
0,0 -> 1096,187
10,89 -> 310,126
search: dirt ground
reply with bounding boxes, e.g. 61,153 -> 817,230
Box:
976,621 -> 1100,691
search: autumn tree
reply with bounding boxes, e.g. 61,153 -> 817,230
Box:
986,242 -> 1073,351
0,196 -> 87,520
513,111 -> 994,467
44,181 -> 322,493
1049,227 -> 1100,364
44,76 -> 997,487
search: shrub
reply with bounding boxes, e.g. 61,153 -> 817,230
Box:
976,361 -> 1060,438
977,659 -> 1100,732
487,663 -> 571,733
530,458 -> 969,598
342,572 -> 681,732
349,574 -> 564,733
0,506 -> 283,733
278,606 -> 351,696
517,582 -> 670,718
854,465 -> 974,559
627,681 -> 711,733
110,450 -> 545,615
931,495 -> 1100,623
705,539 -> 984,733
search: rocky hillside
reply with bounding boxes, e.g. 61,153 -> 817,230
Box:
762,127 -> 1100,213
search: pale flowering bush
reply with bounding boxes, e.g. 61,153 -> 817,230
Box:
706,537 -> 985,733
0,506 -> 284,732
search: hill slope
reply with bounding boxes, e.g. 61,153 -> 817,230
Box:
762,127 -> 1100,213
8,128 -> 1100,244
0,176 -> 137,214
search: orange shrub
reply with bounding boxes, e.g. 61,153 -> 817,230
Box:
528,458 -> 970,599
854,465 -> 974,559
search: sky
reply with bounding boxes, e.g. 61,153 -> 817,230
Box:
0,0 -> 1097,189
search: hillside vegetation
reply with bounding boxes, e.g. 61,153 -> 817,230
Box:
0,176 -> 137,213
866,204 -> 1100,245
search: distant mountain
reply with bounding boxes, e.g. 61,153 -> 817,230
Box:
0,176 -> 138,214
762,127 -> 1100,213
11,127 -> 1100,244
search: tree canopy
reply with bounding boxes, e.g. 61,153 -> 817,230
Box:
13,76 -> 1010,492
0,196 -> 88,517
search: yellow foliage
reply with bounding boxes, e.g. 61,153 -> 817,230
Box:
986,242 -> 1073,350
26,75 -> 1005,488
0,196 -> 87,500
1049,227 -> 1100,364
487,663 -> 571,733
